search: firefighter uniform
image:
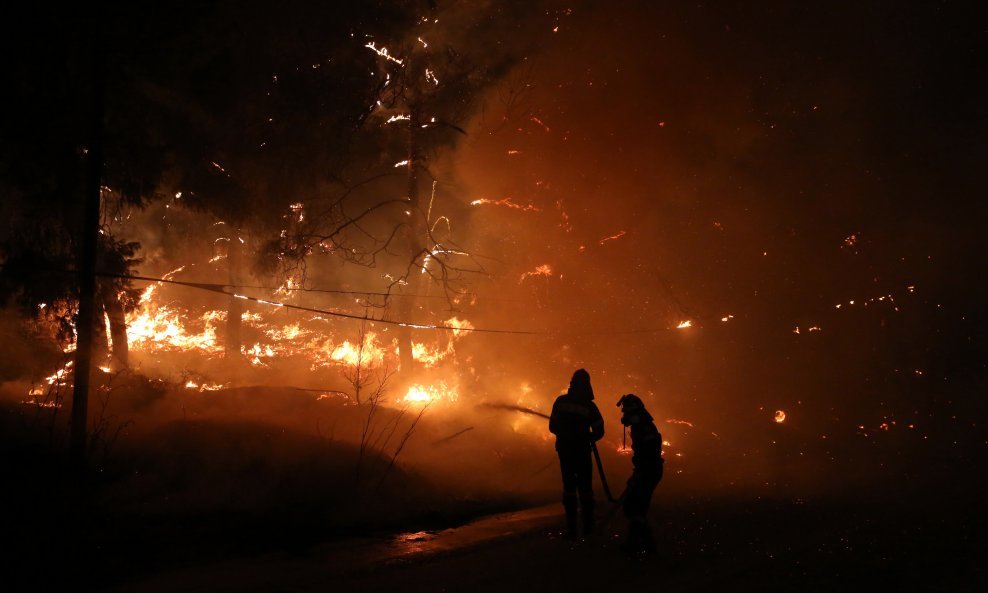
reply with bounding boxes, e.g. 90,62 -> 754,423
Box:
618,394 -> 664,554
549,387 -> 605,537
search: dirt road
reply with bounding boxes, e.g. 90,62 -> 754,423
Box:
114,494 -> 984,593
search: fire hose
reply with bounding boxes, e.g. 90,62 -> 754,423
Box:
478,403 -> 624,504
592,441 -> 621,504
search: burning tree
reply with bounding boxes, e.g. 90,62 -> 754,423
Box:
273,5 -> 551,378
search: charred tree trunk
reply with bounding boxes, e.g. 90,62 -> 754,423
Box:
71,38 -> 104,464
226,233 -> 243,359
103,292 -> 128,367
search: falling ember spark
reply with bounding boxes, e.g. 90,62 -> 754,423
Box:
807,326 -> 821,332
417,36 -> 428,48
519,264 -> 553,283
530,116 -> 551,132
425,68 -> 439,85
365,42 -> 404,65
721,315 -> 734,322
184,380 -> 225,392
774,410 -> 786,423
469,198 -> 541,212
22,399 -> 62,409
666,419 -> 695,428
676,320 -> 692,329
254,298 -> 285,308
161,266 -> 187,280
386,114 -> 410,123
598,230 -> 627,245
507,149 -> 521,155
394,160 -> 410,168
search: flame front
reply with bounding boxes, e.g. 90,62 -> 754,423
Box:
403,381 -> 458,405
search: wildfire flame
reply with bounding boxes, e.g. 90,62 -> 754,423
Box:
519,264 -> 553,284
403,381 -> 458,405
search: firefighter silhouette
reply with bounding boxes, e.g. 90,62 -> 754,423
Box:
549,369 -> 605,539
616,393 -> 664,554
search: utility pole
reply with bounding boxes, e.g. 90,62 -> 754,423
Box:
70,33 -> 105,466
396,105 -> 423,376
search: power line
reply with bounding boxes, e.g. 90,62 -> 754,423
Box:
1,265 -> 704,336
97,271 -> 542,335
99,271 -> 699,337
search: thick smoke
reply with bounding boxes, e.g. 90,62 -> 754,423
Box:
3,1 -> 984,524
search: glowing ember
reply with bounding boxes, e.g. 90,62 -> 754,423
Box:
530,116 -> 550,132
365,41 -> 403,65
519,264 -> 553,283
598,230 -> 627,245
665,419 -> 694,428
469,198 -> 542,212
28,360 -> 74,396
676,320 -> 692,329
774,410 -> 786,423
184,380 -> 225,392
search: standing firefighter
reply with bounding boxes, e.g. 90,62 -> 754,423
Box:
549,369 -> 605,539
617,393 -> 664,555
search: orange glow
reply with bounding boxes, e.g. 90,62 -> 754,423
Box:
403,381 -> 458,405
774,410 -> 786,423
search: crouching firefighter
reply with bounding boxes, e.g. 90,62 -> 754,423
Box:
617,394 -> 664,554
549,369 -> 605,539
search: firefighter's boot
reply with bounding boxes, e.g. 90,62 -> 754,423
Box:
563,494 -> 579,540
